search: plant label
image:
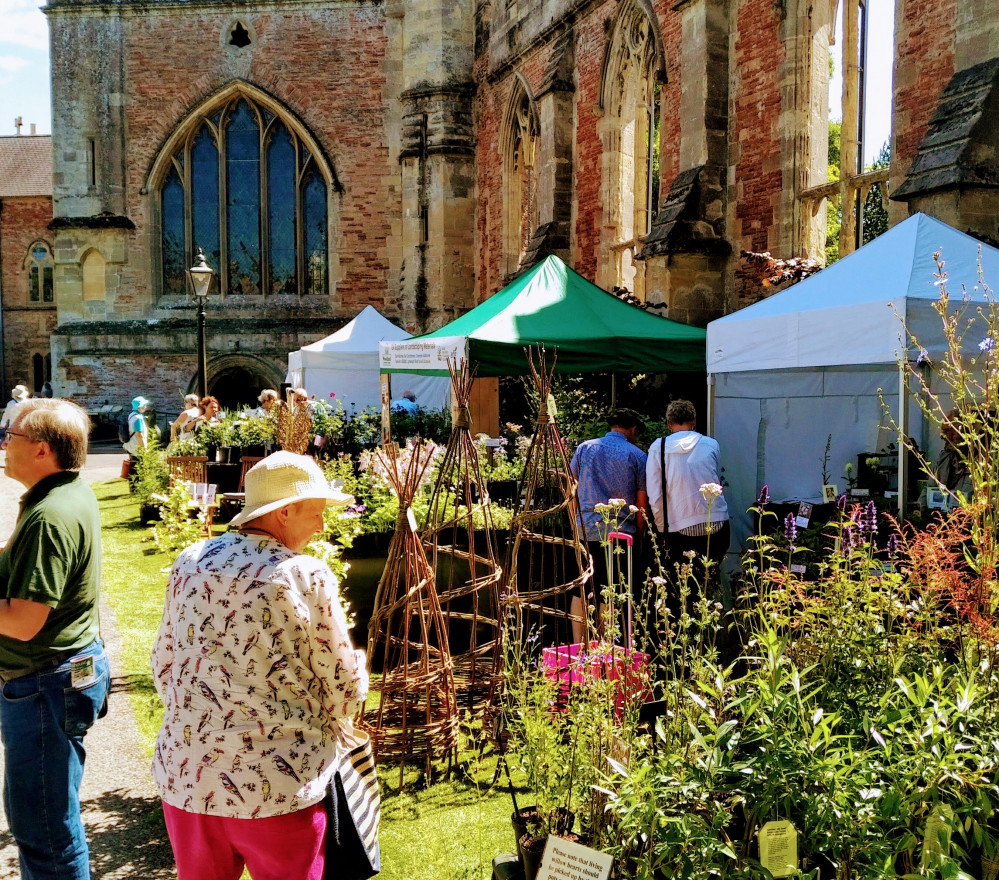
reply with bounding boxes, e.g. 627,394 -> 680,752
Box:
407,507 -> 418,532
537,836 -> 612,880
759,820 -> 797,878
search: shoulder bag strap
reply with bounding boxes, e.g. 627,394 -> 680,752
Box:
660,438 -> 668,536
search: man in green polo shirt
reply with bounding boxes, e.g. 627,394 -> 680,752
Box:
0,398 -> 110,880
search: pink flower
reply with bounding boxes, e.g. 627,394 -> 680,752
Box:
329,392 -> 336,398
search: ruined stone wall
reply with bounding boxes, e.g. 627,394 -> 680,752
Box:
0,196 -> 56,394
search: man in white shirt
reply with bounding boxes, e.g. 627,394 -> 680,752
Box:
646,399 -> 730,596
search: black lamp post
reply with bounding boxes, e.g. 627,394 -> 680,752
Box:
186,248 -> 215,400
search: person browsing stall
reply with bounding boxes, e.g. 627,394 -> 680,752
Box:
152,452 -> 369,880
0,398 -> 111,880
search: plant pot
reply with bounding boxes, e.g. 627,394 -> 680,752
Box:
139,503 -> 162,524
519,831 -> 580,880
242,444 -> 266,458
511,806 -> 540,854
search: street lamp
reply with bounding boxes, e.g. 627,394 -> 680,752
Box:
186,248 -> 215,400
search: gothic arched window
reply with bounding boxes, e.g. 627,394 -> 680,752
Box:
158,94 -> 330,297
599,4 -> 663,296
502,83 -> 540,278
25,241 -> 54,304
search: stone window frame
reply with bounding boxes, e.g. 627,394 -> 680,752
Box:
23,240 -> 55,306
222,18 -> 257,52
501,77 -> 540,278
792,0 -> 890,261
597,0 -> 665,298
145,81 -> 340,302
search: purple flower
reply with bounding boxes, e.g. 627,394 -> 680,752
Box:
837,493 -> 848,512
864,501 -> 878,533
980,337 -> 996,354
886,533 -> 899,558
784,512 -> 797,544
916,348 -> 930,365
841,526 -> 854,556
757,484 -> 770,506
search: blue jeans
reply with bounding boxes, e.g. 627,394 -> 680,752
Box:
0,640 -> 110,880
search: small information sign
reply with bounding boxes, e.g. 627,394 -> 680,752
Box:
759,820 -> 798,878
537,836 -> 613,880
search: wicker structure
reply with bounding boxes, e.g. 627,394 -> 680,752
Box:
422,361 -> 504,718
503,346 -> 593,647
360,441 -> 459,779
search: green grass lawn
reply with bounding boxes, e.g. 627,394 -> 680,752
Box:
95,479 -> 517,880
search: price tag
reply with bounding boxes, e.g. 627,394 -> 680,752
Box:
407,507 -> 418,532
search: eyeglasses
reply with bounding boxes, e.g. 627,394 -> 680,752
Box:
1,430 -> 34,445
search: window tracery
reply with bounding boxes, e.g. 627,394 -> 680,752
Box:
157,92 -> 330,298
502,83 -> 539,277
599,3 -> 662,297
25,241 -> 54,304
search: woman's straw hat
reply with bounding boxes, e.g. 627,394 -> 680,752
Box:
229,451 -> 353,528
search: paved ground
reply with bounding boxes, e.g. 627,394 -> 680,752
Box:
0,443 -> 178,878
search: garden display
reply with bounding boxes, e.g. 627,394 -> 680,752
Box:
503,346 -> 592,649
422,360 -> 504,719
360,440 -> 459,781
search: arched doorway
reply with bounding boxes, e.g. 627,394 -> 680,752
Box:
192,354 -> 284,412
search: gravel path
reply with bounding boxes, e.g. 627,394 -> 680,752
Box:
0,446 -> 178,878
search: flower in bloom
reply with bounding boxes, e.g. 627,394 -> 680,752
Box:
784,512 -> 797,545
841,526 -> 854,556
886,533 -> 899,558
699,482 -> 724,502
836,493 -> 848,512
864,500 -> 878,533
844,462 -> 855,476
329,392 -> 337,398
607,498 -> 626,509
980,336 -> 996,353
916,348 -> 930,365
757,484 -> 770,506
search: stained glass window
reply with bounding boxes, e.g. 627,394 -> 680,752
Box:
162,166 -> 186,294
158,93 -> 330,297
267,123 -> 296,294
303,168 -> 328,296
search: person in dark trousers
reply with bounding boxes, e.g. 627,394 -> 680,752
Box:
570,408 -> 648,634
647,399 -> 730,607
0,398 -> 110,879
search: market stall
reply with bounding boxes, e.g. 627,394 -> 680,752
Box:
707,212 -> 999,553
287,304 -> 450,412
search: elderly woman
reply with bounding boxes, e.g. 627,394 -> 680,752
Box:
152,452 -> 368,880
170,394 -> 202,441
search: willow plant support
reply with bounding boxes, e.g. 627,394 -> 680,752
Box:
503,345 -> 593,649
359,440 -> 459,782
422,359 -> 504,720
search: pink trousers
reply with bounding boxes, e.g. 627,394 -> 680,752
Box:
162,801 -> 327,880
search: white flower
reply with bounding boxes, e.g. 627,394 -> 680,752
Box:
607,498 -> 626,509
699,482 -> 723,502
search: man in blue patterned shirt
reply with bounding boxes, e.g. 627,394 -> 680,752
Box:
570,408 -> 648,627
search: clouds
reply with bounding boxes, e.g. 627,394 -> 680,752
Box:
0,0 -> 50,52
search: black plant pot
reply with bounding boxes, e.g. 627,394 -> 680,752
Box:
139,502 -> 162,524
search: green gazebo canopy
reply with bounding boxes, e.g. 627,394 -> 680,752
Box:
381,255 -> 706,376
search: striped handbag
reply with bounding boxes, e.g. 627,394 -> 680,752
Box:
325,726 -> 381,879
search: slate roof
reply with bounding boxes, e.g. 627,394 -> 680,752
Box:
894,57 -> 999,200
0,135 -> 53,198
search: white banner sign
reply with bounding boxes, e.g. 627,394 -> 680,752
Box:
379,336 -> 467,371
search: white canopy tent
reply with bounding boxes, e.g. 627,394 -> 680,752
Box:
286,305 -> 450,413
707,212 -> 999,552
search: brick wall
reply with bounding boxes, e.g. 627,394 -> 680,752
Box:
0,195 -> 56,393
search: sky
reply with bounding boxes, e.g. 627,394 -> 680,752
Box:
0,0 -> 893,165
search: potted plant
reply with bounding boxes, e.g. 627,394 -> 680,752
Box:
132,441 -> 169,523
231,413 -> 276,457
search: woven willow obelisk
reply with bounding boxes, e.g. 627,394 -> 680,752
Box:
422,360 -> 504,718
360,441 -> 459,780
503,346 -> 593,647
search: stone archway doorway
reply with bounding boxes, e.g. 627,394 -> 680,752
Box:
190,355 -> 284,412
